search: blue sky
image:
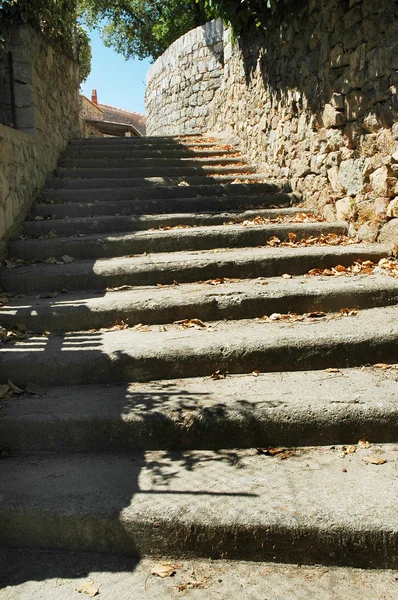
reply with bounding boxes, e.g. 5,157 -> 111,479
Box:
80,28 -> 151,115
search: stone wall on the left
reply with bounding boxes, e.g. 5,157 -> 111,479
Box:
0,24 -> 80,255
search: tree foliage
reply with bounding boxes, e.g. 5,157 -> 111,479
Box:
1,0 -> 286,74
198,0 -> 286,34
78,0 -> 208,61
0,0 -> 91,82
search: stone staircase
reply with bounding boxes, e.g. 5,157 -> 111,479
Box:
1,134 -> 398,573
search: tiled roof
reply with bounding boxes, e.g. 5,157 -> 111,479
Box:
98,103 -> 146,135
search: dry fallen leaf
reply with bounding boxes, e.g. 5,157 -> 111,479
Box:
151,563 -> 178,578
358,438 -> 371,449
0,384 -> 10,400
175,318 -> 207,329
325,368 -> 340,373
282,273 -> 293,279
76,579 -> 100,597
340,308 -> 358,316
8,380 -> 24,395
341,445 -> 357,456
61,255 -> 75,264
257,446 -> 295,458
362,456 -> 387,465
210,370 -> 228,380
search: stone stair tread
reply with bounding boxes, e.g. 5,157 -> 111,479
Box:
43,182 -> 285,202
1,370 -> 398,451
2,272 -> 398,332
9,221 -> 348,261
1,550 -> 396,600
1,304 -> 398,386
23,207 -> 318,236
46,174 -> 272,190
1,243 -> 388,294
55,166 -> 256,179
1,446 -> 397,566
58,156 -> 248,168
37,191 -> 294,217
62,148 -> 240,159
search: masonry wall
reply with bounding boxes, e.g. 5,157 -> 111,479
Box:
147,1 -> 398,234
146,19 -> 224,135
0,24 -> 80,254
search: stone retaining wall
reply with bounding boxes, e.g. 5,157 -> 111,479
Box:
146,20 -> 224,136
147,1 -> 398,235
0,24 -> 80,254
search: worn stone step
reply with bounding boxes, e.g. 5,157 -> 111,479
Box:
1,244 -> 387,294
68,137 -> 218,147
62,148 -> 239,160
2,273 -> 397,332
58,156 -> 247,169
55,165 -> 256,180
23,207 -> 317,237
2,549 -> 396,600
1,446 -> 397,567
42,182 -> 291,206
1,304 -> 397,386
46,174 -> 272,190
1,369 -> 398,452
33,193 -> 293,219
9,222 -> 348,262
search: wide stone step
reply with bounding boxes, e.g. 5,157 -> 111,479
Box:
1,369 -> 398,452
46,174 -> 271,190
62,148 -> 239,160
10,222 -> 348,261
1,244 -> 387,294
2,273 -> 397,332
58,156 -> 247,169
2,549 -> 395,600
42,182 -> 291,207
33,193 -> 293,218
69,137 -> 218,147
55,165 -> 256,180
1,305 -> 397,386
1,446 -> 397,567
23,207 -> 317,237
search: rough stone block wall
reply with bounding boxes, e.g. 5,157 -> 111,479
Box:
147,1 -> 398,233
208,0 -> 398,236
146,20 -> 224,136
0,24 -> 80,253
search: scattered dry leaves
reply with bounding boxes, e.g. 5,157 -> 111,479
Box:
307,258 -> 398,279
256,311 -> 331,324
267,233 -> 356,248
4,258 -> 26,269
225,212 -> 325,227
45,255 -> 75,265
0,323 -> 30,344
